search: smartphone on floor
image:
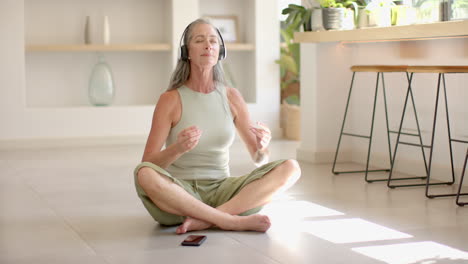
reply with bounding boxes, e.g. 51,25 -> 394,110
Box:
181,235 -> 207,246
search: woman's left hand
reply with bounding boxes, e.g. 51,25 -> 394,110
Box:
249,122 -> 271,152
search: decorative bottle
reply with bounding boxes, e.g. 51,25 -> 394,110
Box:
84,16 -> 92,44
88,54 -> 115,106
103,15 -> 110,45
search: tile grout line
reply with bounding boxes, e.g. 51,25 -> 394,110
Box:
224,232 -> 284,264
24,182 -> 112,264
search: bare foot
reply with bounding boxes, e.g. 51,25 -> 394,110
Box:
221,214 -> 271,232
176,217 -> 213,234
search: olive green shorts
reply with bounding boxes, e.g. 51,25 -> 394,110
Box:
134,159 -> 286,226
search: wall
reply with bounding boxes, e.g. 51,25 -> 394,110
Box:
298,38 -> 468,181
0,1 -> 27,142
0,0 -> 280,148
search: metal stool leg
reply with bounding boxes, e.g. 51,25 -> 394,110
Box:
456,148 -> 468,206
382,73 -> 394,171
332,72 -> 356,175
388,73 -> 430,188
365,73 -> 394,182
425,73 -> 457,198
365,72 -> 386,182
332,72 -> 389,176
407,72 -> 430,177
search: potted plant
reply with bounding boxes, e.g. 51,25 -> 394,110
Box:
319,0 -> 359,30
413,0 -> 442,23
276,4 -> 311,140
450,0 -> 468,20
389,0 -> 418,26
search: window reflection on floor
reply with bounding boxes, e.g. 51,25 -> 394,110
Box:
301,218 -> 412,244
353,241 -> 468,264
263,196 -> 468,263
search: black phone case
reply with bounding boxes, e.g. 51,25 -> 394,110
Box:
181,235 -> 207,246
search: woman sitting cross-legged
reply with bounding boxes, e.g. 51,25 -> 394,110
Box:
134,18 -> 301,234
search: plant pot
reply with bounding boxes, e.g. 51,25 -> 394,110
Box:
415,1 -> 441,23
281,102 -> 301,140
450,7 -> 468,20
322,8 -> 346,30
357,8 -> 369,28
342,9 -> 356,30
392,6 -> 417,25
311,8 -> 325,31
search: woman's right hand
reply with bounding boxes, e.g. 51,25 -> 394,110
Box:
176,125 -> 202,154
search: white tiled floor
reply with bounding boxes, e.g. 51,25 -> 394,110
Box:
1,140 -> 468,264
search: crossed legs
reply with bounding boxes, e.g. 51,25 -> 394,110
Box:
137,159 -> 301,234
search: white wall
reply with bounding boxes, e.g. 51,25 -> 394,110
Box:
0,0 -> 280,147
0,0 -> 27,141
298,38 -> 468,181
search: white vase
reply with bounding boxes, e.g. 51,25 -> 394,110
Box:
342,9 -> 355,30
394,6 -> 417,26
103,16 -> 110,45
88,55 -> 115,106
357,8 -> 369,28
311,8 -> 324,31
368,7 -> 392,27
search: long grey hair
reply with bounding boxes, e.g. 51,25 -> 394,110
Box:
167,18 -> 227,91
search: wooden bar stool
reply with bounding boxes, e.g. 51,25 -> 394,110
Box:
332,65 -> 428,183
389,66 -> 468,204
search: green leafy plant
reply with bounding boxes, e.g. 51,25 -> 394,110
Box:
451,0 -> 468,19
319,0 -> 362,9
413,0 -> 442,22
453,0 -> 468,8
281,4 -> 312,31
366,0 -> 396,11
275,4 -> 310,106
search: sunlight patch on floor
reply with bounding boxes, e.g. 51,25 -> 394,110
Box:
264,199 -> 346,251
261,195 -> 467,262
262,200 -> 344,223
352,241 -> 468,264
301,218 -> 412,244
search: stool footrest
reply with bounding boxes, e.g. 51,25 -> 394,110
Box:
389,181 -> 452,188
342,132 -> 370,139
399,141 -> 431,148
389,131 -> 421,137
367,176 -> 426,183
428,192 -> 468,198
451,139 -> 468,144
334,169 -> 390,174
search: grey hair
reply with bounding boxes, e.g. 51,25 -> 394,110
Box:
167,18 -> 227,91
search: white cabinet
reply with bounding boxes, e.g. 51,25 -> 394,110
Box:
7,0 -> 279,142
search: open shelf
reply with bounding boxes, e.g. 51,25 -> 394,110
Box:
25,43 -> 172,52
16,0 -> 276,141
26,105 -> 154,111
26,43 -> 254,52
225,43 -> 255,51
294,20 -> 468,43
